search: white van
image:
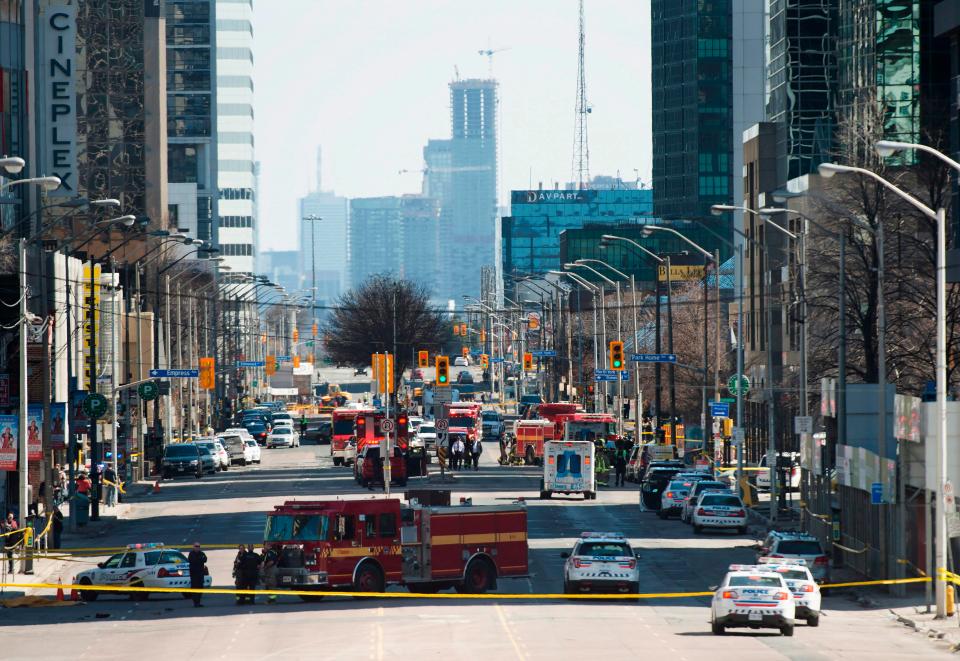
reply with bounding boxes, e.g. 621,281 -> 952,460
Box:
539,440 -> 596,500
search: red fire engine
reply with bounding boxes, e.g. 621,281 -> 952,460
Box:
559,412 -> 618,446
330,407 -> 371,466
263,498 -> 528,598
444,403 -> 482,445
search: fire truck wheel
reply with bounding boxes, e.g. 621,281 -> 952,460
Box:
540,490 -> 552,500
333,458 -> 343,466
353,562 -> 385,596
459,558 -> 495,593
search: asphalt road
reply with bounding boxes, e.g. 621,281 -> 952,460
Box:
0,440 -> 950,660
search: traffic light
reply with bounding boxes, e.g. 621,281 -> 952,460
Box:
722,418 -> 733,437
462,346 -> 469,357
293,355 -> 300,368
480,354 -> 489,369
199,357 -> 215,390
417,350 -> 429,368
460,323 -> 467,337
312,322 -> 318,337
480,329 -> 486,343
523,352 -> 533,371
293,327 -> 299,342
609,340 -> 625,370
436,356 -> 450,386
265,355 -> 276,376
453,324 -> 460,336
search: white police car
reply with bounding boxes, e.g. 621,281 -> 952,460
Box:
75,543 -> 211,601
691,491 -> 748,535
758,557 -> 821,626
711,564 -> 796,636
561,532 -> 639,595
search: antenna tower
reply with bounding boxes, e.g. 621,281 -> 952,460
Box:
572,0 -> 589,189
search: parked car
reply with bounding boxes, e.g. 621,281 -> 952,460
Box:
243,439 -> 262,464
640,465 -> 685,509
454,356 -> 470,367
691,492 -> 747,535
416,422 -> 437,453
681,480 -> 732,523
756,452 -> 802,491
219,434 -> 248,466
195,446 -> 219,475
756,531 -> 830,583
194,439 -> 229,471
481,410 -> 505,441
160,444 -> 203,480
244,422 -> 269,446
456,370 -> 474,384
222,427 -> 255,443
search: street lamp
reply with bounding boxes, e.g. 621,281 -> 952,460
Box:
549,269 -> 600,411
820,157 -> 949,616
0,175 -> 61,193
0,156 -> 25,174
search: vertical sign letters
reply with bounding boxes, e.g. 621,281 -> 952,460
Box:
44,5 -> 77,195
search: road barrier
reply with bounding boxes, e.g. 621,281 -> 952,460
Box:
0,575 -> 935,602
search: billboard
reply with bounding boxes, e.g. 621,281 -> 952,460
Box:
27,404 -> 43,461
42,5 -> 77,196
50,402 -> 66,449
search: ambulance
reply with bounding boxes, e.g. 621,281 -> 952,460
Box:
539,440 -> 596,500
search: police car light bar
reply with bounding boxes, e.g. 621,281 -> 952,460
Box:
758,556 -> 807,566
580,532 -> 625,539
127,542 -> 165,550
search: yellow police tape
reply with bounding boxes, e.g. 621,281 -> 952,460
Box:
0,575 -> 935,601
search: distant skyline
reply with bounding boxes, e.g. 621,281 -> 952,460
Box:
253,0 -> 651,252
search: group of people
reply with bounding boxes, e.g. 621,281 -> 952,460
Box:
449,434 -> 482,471
231,543 -> 281,605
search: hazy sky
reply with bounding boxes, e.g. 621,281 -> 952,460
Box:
253,0 -> 651,252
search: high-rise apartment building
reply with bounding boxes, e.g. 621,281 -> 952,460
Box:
166,0 -> 218,246
215,0 -> 256,273
446,79 -> 498,300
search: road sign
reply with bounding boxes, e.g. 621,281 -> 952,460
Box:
531,350 -> 557,358
727,374 -> 750,396
82,392 -> 109,419
236,361 -> 265,368
794,415 -> 813,434
137,381 -> 159,401
435,418 -> 448,432
630,353 -> 677,363
148,369 -> 199,378
732,427 -> 745,445
594,369 -> 631,382
871,482 -> 883,505
720,397 -> 735,403
277,355 -> 292,362
710,402 -> 730,418
380,418 -> 395,433
490,357 -> 505,363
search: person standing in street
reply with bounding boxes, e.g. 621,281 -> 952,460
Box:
187,542 -> 207,607
51,507 -> 63,549
236,544 -> 261,605
614,442 -> 629,487
452,436 -> 465,471
103,465 -> 117,507
2,512 -> 18,573
260,544 -> 280,604
471,437 -> 482,471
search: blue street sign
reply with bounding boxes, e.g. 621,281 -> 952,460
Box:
630,353 -> 677,363
277,355 -> 292,362
531,350 -> 557,358
236,361 -> 265,368
594,370 -> 630,382
149,369 -> 199,378
871,482 -> 883,505
490,357 -> 505,363
710,402 -> 730,418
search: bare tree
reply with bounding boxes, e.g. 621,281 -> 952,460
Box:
322,275 -> 446,386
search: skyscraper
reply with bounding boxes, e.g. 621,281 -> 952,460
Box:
446,79 -> 498,300
349,197 -> 403,287
166,0 -> 218,246
215,0 -> 256,273
300,189 -> 349,302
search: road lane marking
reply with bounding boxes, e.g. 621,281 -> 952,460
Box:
494,603 -> 526,660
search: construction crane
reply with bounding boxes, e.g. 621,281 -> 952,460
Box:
572,0 -> 590,189
478,47 -> 509,76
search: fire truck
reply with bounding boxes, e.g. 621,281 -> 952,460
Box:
263,497 -> 528,598
514,419 -> 557,465
352,410 -> 410,487
560,412 -> 619,447
330,407 -> 372,466
444,403 -> 482,445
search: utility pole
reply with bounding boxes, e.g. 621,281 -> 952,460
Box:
18,238 -> 29,531
88,258 -> 101,522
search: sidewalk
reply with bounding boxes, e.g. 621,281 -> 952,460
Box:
888,601 -> 960,652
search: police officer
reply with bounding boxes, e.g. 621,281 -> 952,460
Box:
260,544 -> 280,604
187,542 -> 207,607
236,544 -> 261,605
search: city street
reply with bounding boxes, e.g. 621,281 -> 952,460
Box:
1,438 -> 949,660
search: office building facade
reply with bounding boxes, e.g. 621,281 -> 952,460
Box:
300,188 -> 349,301
0,1 -> 27,232
166,0 -> 218,246
215,0 -> 255,272
501,187 -> 654,280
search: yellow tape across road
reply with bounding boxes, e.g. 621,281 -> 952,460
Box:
0,575 -> 933,602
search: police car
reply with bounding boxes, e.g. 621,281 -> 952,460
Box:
691,491 -> 748,535
561,532 -> 640,595
711,564 -> 796,636
74,543 -> 211,601
758,557 -> 821,626
757,530 -> 831,583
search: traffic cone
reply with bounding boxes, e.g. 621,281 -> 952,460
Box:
55,578 -> 64,601
69,587 -> 79,601
153,480 -> 161,494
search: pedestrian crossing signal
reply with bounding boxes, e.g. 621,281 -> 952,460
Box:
417,350 -> 429,368
523,352 -> 533,371
609,341 -> 625,370
436,356 -> 450,386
